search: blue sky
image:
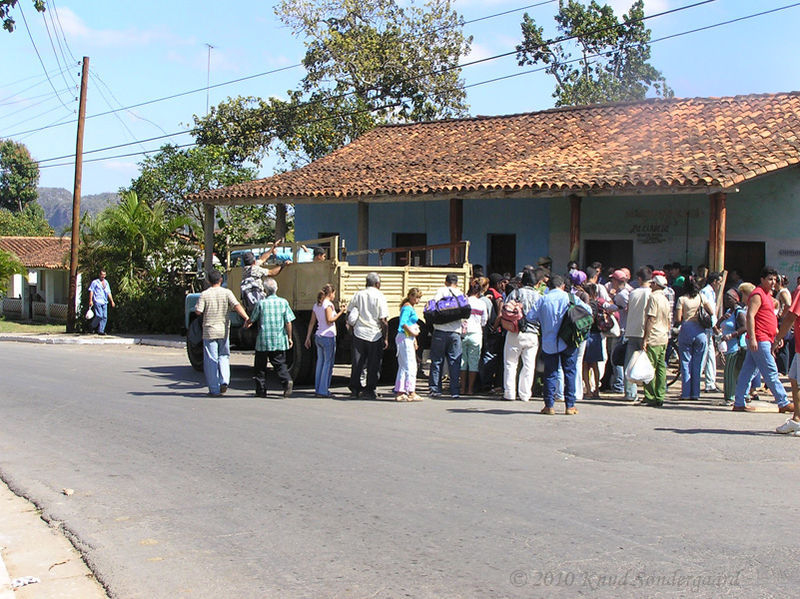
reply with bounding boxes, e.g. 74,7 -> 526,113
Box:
2,0 -> 799,195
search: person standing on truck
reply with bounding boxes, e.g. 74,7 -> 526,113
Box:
429,274 -> 466,399
247,277 -> 296,398
195,269 -> 250,396
346,273 -> 389,400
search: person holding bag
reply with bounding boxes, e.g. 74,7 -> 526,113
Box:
675,276 -> 716,400
394,289 -> 423,401
305,284 -> 346,398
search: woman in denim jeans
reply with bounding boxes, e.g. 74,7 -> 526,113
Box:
676,276 -> 715,400
305,284 -> 345,397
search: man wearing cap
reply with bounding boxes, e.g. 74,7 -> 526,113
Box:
642,275 -> 671,406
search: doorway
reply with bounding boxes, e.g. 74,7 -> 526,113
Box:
723,241 -> 765,283
584,239 -> 634,271
393,233 -> 428,266
488,234 -> 516,275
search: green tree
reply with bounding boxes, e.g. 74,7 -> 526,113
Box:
0,201 -> 53,236
0,0 -> 45,33
516,0 -> 672,107
127,144 -> 257,238
0,248 -> 24,296
194,0 -> 471,169
79,191 -> 194,332
0,139 -> 39,211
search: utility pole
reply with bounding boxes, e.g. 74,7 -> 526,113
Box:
66,56 -> 89,333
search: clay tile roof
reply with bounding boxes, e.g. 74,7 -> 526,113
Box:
0,236 -> 70,269
191,92 -> 800,205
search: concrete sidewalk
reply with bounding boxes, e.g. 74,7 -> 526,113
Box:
0,332 -> 184,348
0,482 -> 107,598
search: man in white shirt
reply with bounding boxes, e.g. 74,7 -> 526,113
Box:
623,266 -> 653,401
346,272 -> 389,400
429,274 -> 466,398
700,272 -> 723,392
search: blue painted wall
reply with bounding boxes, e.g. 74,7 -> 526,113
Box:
295,197 -> 550,270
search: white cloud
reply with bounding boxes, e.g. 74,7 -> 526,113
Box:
609,0 -> 670,15
462,41 -> 495,63
55,6 -> 193,48
103,160 -> 138,173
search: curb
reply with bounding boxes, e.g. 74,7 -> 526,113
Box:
0,334 -> 184,349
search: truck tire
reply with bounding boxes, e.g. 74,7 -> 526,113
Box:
186,316 -> 204,372
288,315 -> 315,384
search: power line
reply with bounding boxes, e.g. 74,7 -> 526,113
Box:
31,0 -> 721,164
32,0 -> 799,172
88,71 -> 150,153
45,6 -> 79,89
0,85 -> 74,107
48,0 -> 80,65
0,65 -> 73,104
40,8 -> 72,92
0,91 -> 72,123
17,2 -> 75,113
5,0 -> 563,139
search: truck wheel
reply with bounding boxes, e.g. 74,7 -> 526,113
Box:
186,317 -> 204,372
288,316 -> 315,384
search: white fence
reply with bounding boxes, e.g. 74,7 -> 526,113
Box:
1,298 -> 68,323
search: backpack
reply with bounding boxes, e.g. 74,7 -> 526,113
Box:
500,299 -> 525,333
558,293 -> 594,347
423,289 -> 471,324
593,300 -> 616,333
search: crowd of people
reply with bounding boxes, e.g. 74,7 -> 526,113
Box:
193,250 -> 800,435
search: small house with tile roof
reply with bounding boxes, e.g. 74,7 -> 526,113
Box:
0,236 -> 77,322
191,92 -> 800,282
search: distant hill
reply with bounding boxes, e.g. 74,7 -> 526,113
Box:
37,187 -> 119,233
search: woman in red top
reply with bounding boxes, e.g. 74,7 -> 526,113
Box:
733,267 -> 793,412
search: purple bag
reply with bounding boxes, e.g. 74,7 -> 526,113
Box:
423,291 -> 471,324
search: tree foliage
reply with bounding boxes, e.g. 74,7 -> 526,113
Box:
0,139 -> 39,211
516,0 -> 672,107
127,144 -> 257,236
79,191 -> 194,332
0,0 -> 45,33
194,0 -> 471,169
0,248 -> 24,296
0,201 -> 53,236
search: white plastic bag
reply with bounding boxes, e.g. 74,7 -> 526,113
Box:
85,308 -> 94,320
625,349 -> 655,385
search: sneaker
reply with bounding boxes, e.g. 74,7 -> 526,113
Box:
429,392 -> 442,399
778,402 -> 796,413
283,381 -> 293,398
361,391 -> 377,400
540,406 -> 555,415
776,418 -> 800,435
451,394 -> 460,399
711,398 -> 732,406
732,405 -> 757,412
220,383 -> 228,394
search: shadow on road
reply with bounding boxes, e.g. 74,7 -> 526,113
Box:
447,407 -> 536,416
655,427 -> 776,437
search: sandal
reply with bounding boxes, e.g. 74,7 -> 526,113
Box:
395,393 -> 409,402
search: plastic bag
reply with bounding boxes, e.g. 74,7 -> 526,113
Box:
625,349 -> 655,385
85,308 -> 94,320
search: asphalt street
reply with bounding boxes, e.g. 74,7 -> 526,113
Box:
1,342 -> 799,598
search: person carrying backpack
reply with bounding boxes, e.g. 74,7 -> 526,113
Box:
502,270 -> 541,401
527,274 -> 591,415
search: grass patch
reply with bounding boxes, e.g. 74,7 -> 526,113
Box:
0,317 -> 66,334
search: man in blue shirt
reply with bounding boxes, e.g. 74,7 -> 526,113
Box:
527,274 -> 590,415
88,270 -> 115,335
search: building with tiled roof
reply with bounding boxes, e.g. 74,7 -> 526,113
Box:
0,236 -> 69,269
0,236 -> 72,323
192,92 -> 800,281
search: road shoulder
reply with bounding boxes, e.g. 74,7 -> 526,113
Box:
0,481 -> 107,599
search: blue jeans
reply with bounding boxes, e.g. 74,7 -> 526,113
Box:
623,337 -> 644,399
203,337 -> 230,395
91,303 -> 108,333
314,335 -> 336,396
678,319 -> 707,399
734,341 -> 789,407
542,345 -> 578,408
429,330 -> 462,395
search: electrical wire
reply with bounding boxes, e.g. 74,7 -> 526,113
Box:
16,2 -> 75,113
30,0 -> 722,163
40,8 -> 72,92
32,0 -> 800,171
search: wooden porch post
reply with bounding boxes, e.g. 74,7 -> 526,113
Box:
709,192 -> 727,272
449,198 -> 463,264
357,201 -> 369,266
275,203 -> 287,239
203,203 -> 215,274
569,195 -> 581,264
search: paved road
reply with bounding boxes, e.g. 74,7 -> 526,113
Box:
1,342 -> 798,598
